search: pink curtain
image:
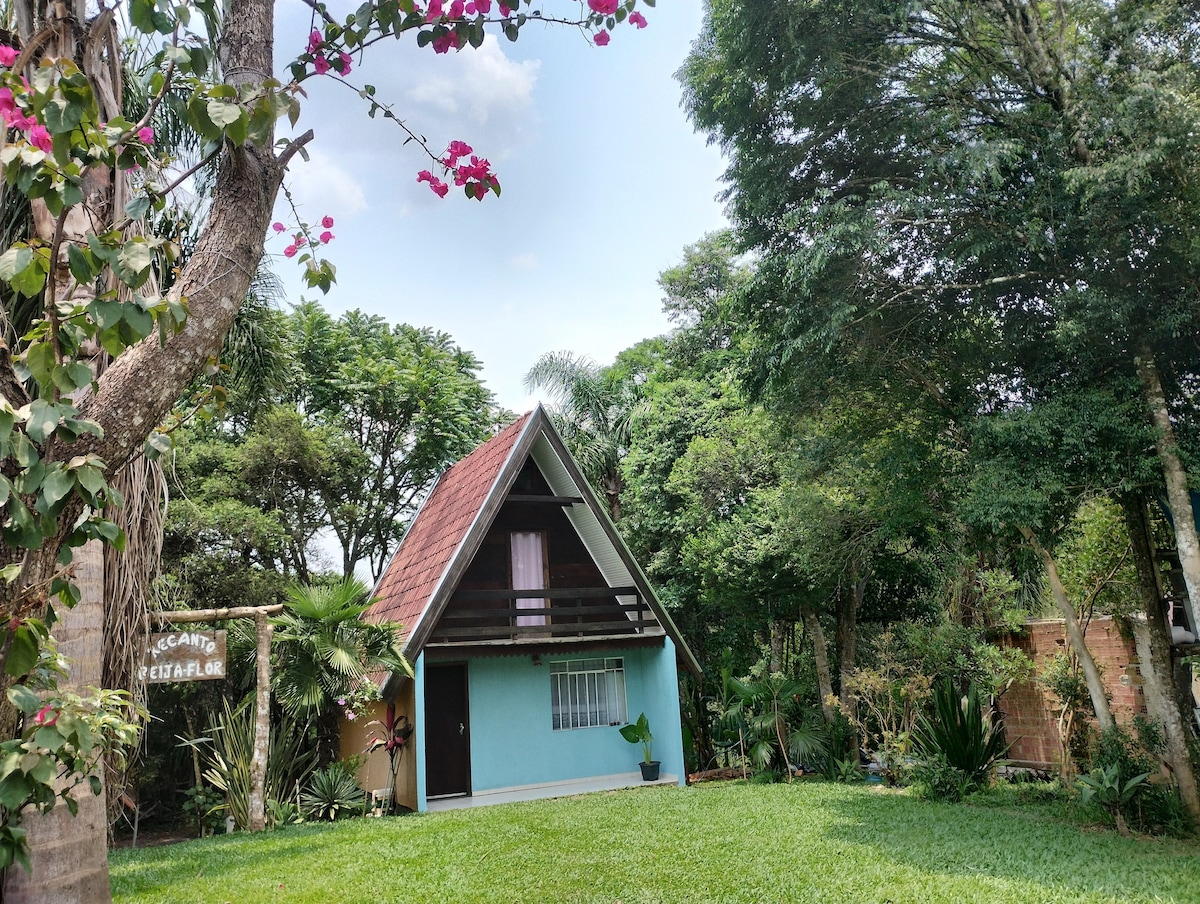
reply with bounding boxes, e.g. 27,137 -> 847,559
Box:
511,532 -> 546,626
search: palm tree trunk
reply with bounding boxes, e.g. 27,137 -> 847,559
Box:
249,611 -> 272,832
2,542 -> 111,903
1019,526 -> 1114,732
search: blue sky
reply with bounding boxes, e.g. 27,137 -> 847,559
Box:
271,2 -> 728,411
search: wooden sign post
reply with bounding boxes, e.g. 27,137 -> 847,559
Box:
150,604 -> 283,832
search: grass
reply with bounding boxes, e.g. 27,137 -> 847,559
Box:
110,781 -> 1200,904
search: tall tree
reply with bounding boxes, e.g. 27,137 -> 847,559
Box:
681,0 -> 1200,636
287,304 -> 493,578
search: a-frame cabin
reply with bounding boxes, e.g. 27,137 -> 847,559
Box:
344,406 -> 702,811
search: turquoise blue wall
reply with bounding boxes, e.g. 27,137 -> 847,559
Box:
464,641 -> 686,793
413,654 -> 428,812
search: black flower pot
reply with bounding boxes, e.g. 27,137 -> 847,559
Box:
639,761 -> 661,782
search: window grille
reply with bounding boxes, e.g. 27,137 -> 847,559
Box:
550,658 -> 627,730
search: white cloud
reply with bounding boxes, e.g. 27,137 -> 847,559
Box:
406,42 -> 541,126
279,149 -> 369,220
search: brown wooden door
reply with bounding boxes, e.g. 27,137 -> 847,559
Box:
425,663 -> 471,798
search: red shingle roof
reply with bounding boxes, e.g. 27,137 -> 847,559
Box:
365,412 -> 532,641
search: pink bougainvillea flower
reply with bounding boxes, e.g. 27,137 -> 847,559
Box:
430,178 -> 450,198
474,0 -> 492,13
442,139 -> 473,168
307,29 -> 324,54
137,125 -> 154,144
448,0 -> 465,18
588,0 -> 618,14
32,705 -> 57,727
337,52 -> 353,75
283,244 -> 298,258
426,0 -> 444,22
0,45 -> 17,67
272,221 -> 286,233
629,11 -> 647,28
313,55 -> 331,75
594,30 -> 611,46
320,230 -> 334,243
416,170 -> 435,183
295,235 -> 307,247
28,124 -> 52,153
499,3 -> 512,15
0,87 -> 16,121
432,32 -> 456,54
321,215 -> 334,228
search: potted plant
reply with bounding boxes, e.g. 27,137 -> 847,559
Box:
619,712 -> 660,781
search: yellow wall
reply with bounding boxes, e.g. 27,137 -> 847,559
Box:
339,681 -> 417,812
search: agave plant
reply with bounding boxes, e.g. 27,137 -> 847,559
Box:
913,679 -> 1012,789
300,763 -> 365,822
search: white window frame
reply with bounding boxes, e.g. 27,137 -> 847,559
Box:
550,658 -> 627,731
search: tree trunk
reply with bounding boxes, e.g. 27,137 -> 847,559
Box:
1136,346 -> 1200,635
836,568 -> 866,760
767,618 -> 785,674
1119,495 -> 1200,821
248,611 -> 272,833
2,543 -> 111,904
801,603 -> 835,723
1019,526 -> 1115,732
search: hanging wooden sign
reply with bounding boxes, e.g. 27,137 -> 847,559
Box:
139,630 -> 227,683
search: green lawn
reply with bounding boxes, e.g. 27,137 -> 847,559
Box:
109,781 -> 1200,904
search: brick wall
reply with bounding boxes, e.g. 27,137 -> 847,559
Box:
996,617 -> 1146,768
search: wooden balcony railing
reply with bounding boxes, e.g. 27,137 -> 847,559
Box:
428,586 -> 656,643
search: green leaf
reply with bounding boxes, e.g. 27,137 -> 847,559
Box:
123,302 -> 154,338
0,563 -> 19,583
128,0 -> 158,33
223,109 -> 249,147
66,243 -> 98,286
72,462 -> 106,496
21,342 -> 55,389
4,627 -> 39,678
0,246 -> 32,285
6,686 -> 40,715
124,196 -> 151,221
43,99 -> 83,135
25,399 -> 60,445
38,467 -> 73,511
118,240 -> 154,279
207,99 -> 243,128
0,774 -> 31,812
186,91 -> 222,141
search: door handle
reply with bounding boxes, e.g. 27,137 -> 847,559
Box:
459,722 -> 465,735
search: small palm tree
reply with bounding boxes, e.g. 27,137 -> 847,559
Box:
719,671 -> 827,782
270,578 -> 409,720
524,351 -> 637,521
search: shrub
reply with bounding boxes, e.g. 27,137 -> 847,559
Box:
1085,726 -> 1193,836
913,679 -> 1010,788
301,763 -> 365,822
909,755 -> 974,803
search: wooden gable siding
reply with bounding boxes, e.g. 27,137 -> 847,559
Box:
429,456 -> 650,644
